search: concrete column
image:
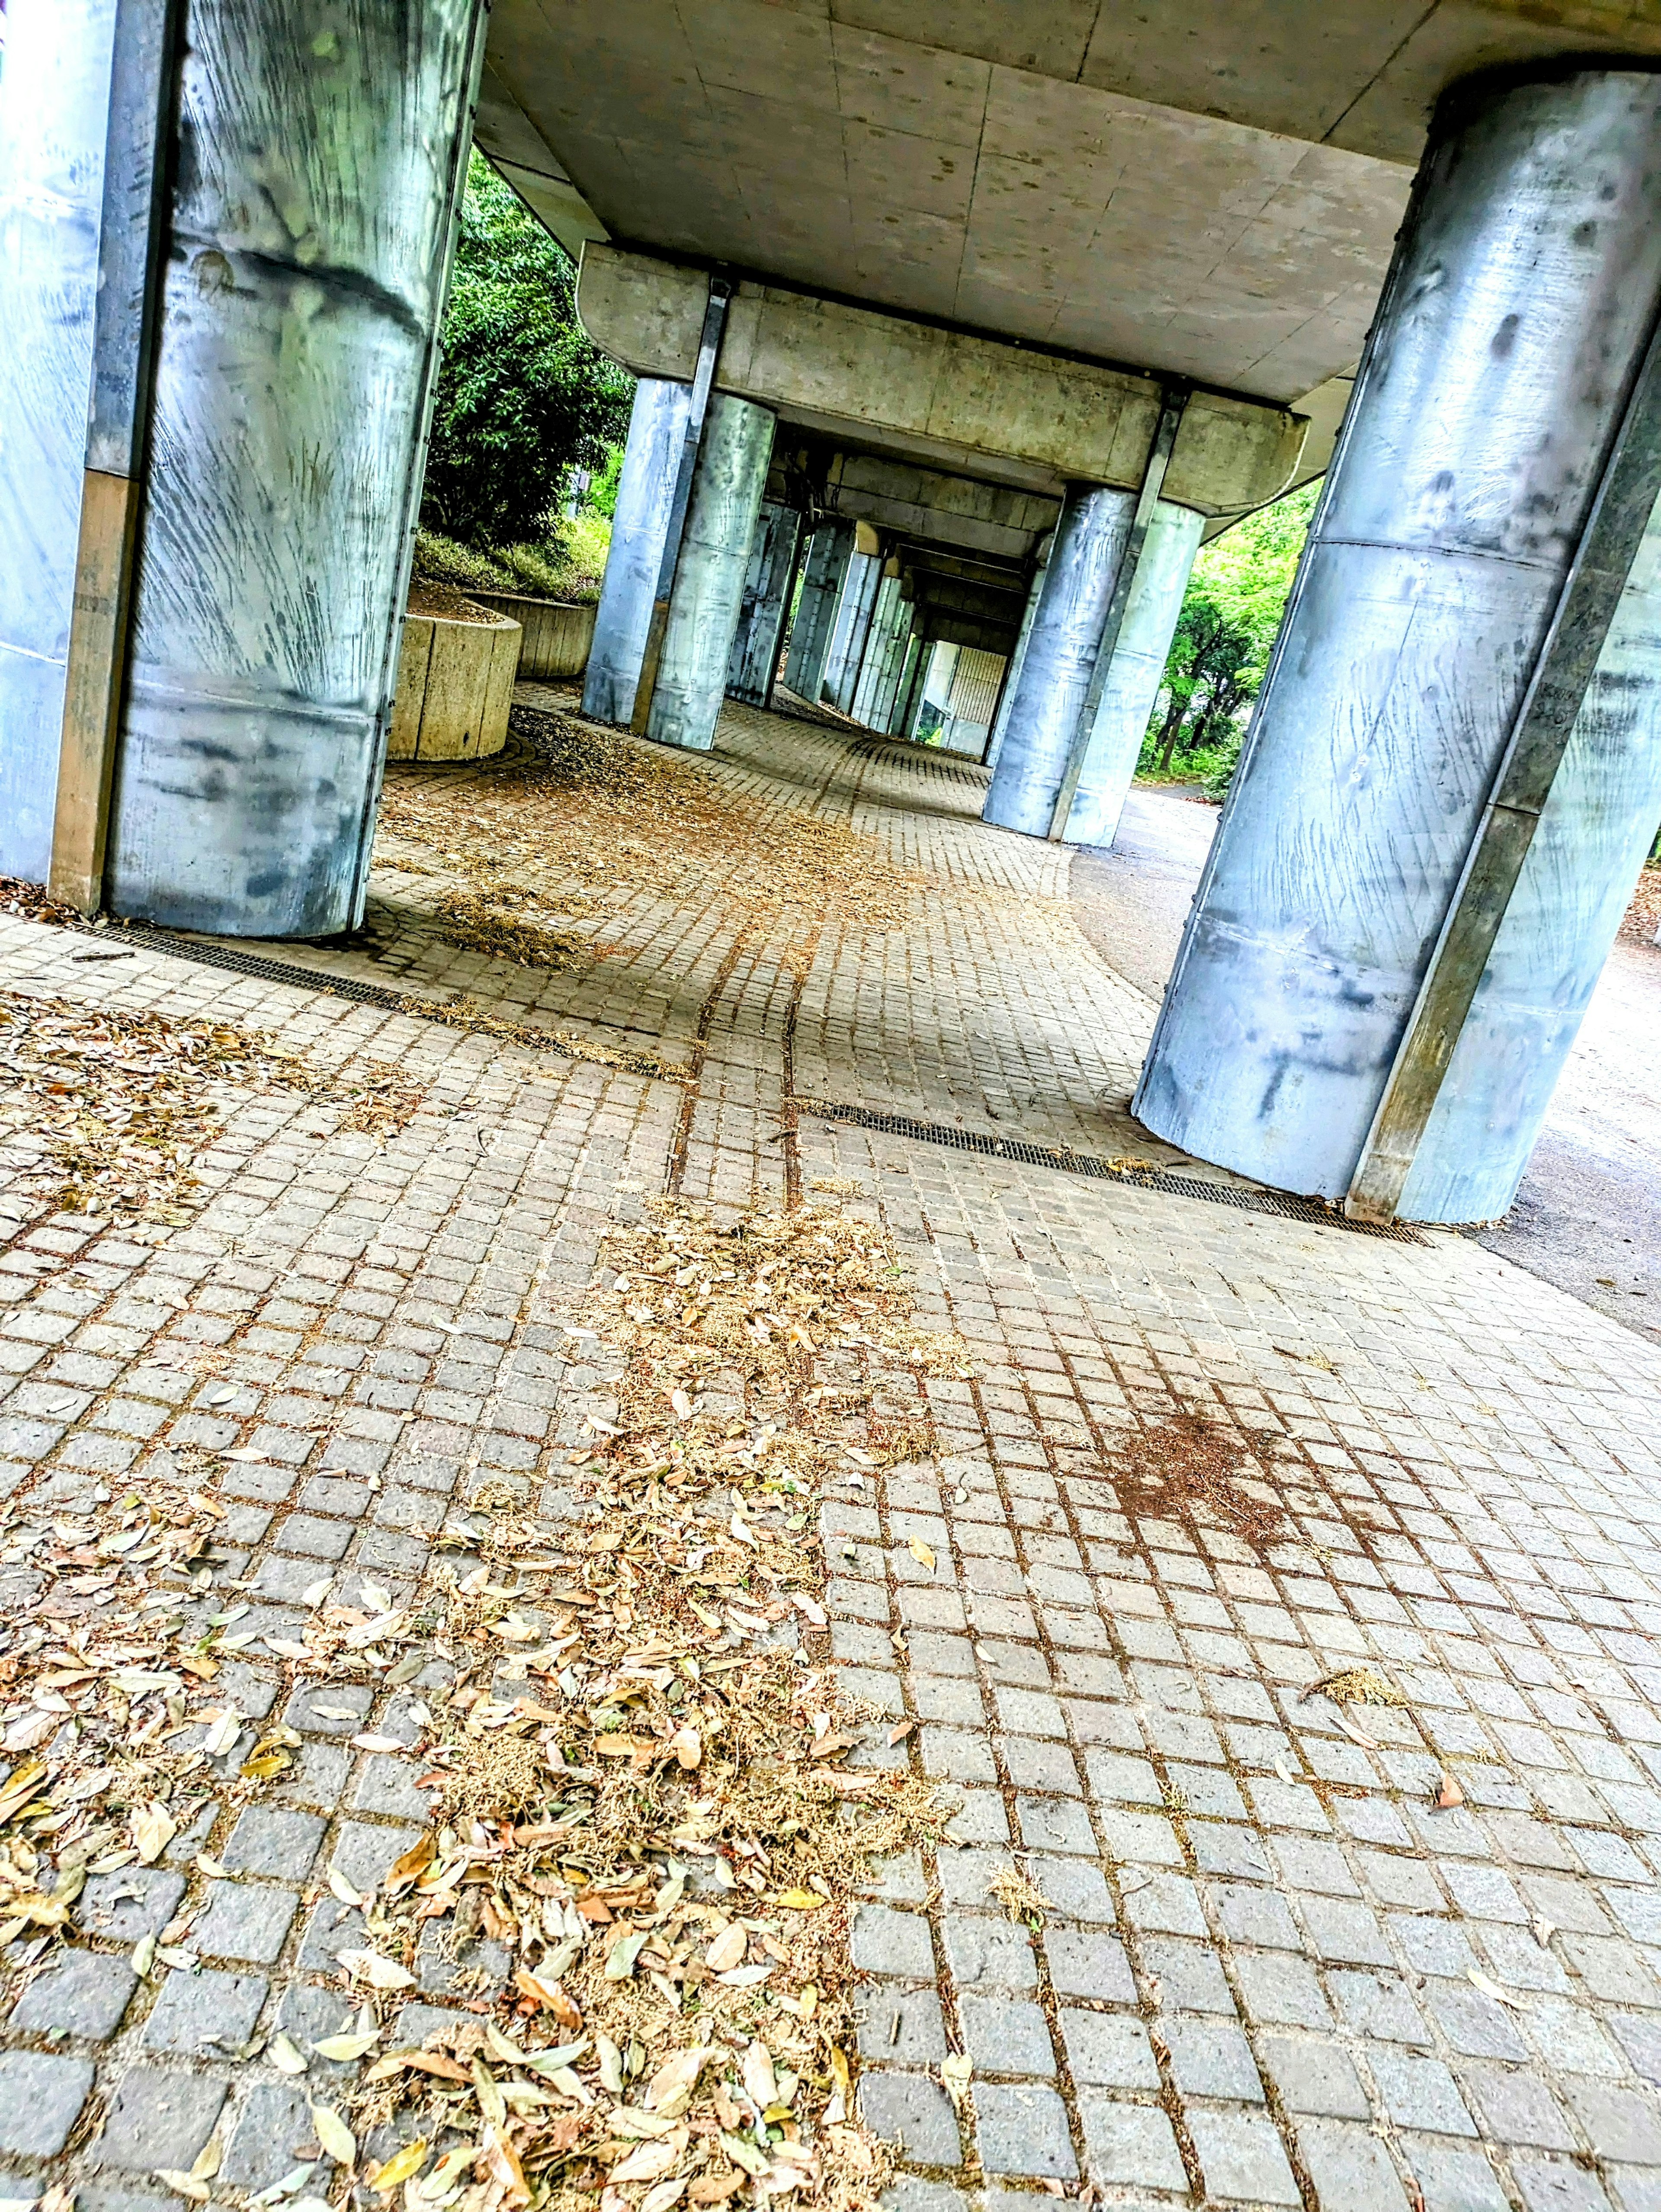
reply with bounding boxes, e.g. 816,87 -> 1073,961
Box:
584,377 -> 692,724
852,574 -> 905,727
97,0 -> 484,936
889,630 -> 926,737
783,518 -> 853,698
1136,67 -> 1661,1222
1066,501 -> 1204,848
982,484 -> 1134,834
823,550 -> 882,713
727,500 -> 802,707
982,556 -> 1045,773
0,0 -> 119,884
647,393 -> 774,752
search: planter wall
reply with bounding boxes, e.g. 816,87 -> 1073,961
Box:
389,605 -> 520,762
465,590 -> 596,680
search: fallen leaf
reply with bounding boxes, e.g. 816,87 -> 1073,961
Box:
776,1889 -> 824,1912
312,2028 -> 381,2061
940,2054 -> 973,2113
336,1947 -> 416,1990
668,1725 -> 702,1770
612,2142 -> 679,2187
741,2041 -> 778,2111
480,2123 -> 530,2207
887,1719 -> 917,1745
515,1966 -> 583,2026
309,2102 -> 357,2166
670,1389 -> 694,1422
1467,1966 -> 1527,2010
1433,1773 -> 1465,1810
369,2138 -> 428,2195
131,1800 -> 176,1864
908,1537 -> 936,1572
606,1930 -> 649,1981
705,1923 -> 746,1973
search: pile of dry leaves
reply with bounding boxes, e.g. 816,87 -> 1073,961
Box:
289,1200 -> 970,2212
377,705 -> 930,951
0,990 -> 421,1227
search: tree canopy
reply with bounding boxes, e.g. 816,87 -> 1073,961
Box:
420,156 -> 634,548
1142,481 -> 1316,789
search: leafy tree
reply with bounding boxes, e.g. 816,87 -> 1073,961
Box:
1142,481 -> 1318,780
420,156 -> 634,548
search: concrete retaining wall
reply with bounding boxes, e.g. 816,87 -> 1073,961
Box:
465,590 -> 595,680
389,605 -> 520,762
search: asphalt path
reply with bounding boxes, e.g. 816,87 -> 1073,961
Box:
1072,786 -> 1661,1347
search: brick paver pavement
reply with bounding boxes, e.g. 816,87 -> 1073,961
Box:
2,696 -> 1661,2212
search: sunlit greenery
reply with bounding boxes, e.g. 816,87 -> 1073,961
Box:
1139,481 -> 1317,796
420,155 -> 633,553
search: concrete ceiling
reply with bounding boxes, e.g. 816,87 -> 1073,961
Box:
478,2 -> 1661,497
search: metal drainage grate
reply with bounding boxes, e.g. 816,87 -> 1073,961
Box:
64,920 -> 416,1008
794,1096 -> 1426,1243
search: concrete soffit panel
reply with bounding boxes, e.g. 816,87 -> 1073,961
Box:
577,245 -> 1309,520
475,61 -> 608,262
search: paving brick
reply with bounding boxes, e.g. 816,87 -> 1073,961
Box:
95,2066 -> 227,2171
858,2071 -> 962,2166
958,1994 -> 1055,2077
141,1965 -> 268,2055
10,1946 -> 138,2040
0,2051 -> 95,2156
1077,2097 -> 1187,2193
1296,2119 -> 1410,2210
974,2081 -> 1077,2179
191,1881 -> 299,1963
1187,2108 -> 1301,2204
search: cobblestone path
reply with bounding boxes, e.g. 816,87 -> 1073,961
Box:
3,697 -> 1661,2212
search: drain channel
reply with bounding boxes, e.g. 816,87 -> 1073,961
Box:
793,1096 -> 1426,1243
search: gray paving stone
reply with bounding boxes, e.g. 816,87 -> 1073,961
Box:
191,1881 -> 299,1963
1459,2063 -> 1576,2148
1296,2119 -> 1410,2210
219,2081 -> 315,2190
958,1994 -> 1055,2077
76,1867 -> 186,1944
1042,1926 -> 1134,2003
96,2066 -> 228,2171
946,1914 -> 1037,1991
1059,2009 -> 1160,2089
852,1904 -> 936,1980
141,1964 -> 268,2055
1140,1935 -> 1236,2015
1513,2161 -> 1620,2212
1077,2095 -> 1187,2193
1187,2107 -> 1300,2204
0,2050 -> 95,2156
974,2080 -> 1077,2179
10,1945 -> 138,2040
1562,2079 -> 1661,2164
856,1986 -> 949,2067
1406,2140 -> 1512,2212
859,2071 -> 962,2167
1161,2016 -> 1264,2102
221,1804 -> 326,1878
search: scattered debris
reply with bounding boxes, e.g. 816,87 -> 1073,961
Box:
1306,1668 -> 1405,1710
1109,1411 -> 1288,1550
990,1862 -> 1054,1930
1433,1772 -> 1465,1810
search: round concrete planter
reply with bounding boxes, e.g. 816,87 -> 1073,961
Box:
388,595 -> 521,762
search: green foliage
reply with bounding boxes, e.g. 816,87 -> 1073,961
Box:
420,155 -> 634,548
1139,481 -> 1317,792
414,518 -> 613,607
589,444 -> 626,519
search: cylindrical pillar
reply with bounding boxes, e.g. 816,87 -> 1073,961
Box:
1066,501 -> 1204,848
1136,67 -> 1661,1217
727,500 -> 802,707
105,0 -> 483,937
784,519 -> 854,698
647,393 -> 774,752
982,552 -> 1046,773
852,574 -> 905,728
823,551 -> 882,713
982,484 -> 1135,835
888,630 -> 925,737
584,377 -> 692,725
1399,497 -> 1661,1220
0,0 -> 118,884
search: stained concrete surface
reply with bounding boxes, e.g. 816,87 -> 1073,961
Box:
1073,787 -> 1661,1342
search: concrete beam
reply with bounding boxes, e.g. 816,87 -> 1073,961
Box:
578,245 -> 1309,520
827,452 -> 1058,563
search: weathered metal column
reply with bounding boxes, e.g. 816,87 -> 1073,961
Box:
783,520 -> 854,699
1067,501 -> 1205,848
851,574 -> 906,728
982,485 -> 1135,834
0,0 -> 121,885
1137,67 -> 1661,1222
727,500 -> 802,707
584,378 -> 693,724
103,0 -> 486,936
646,394 -> 775,752
981,561 -> 1043,772
823,548 -> 883,714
